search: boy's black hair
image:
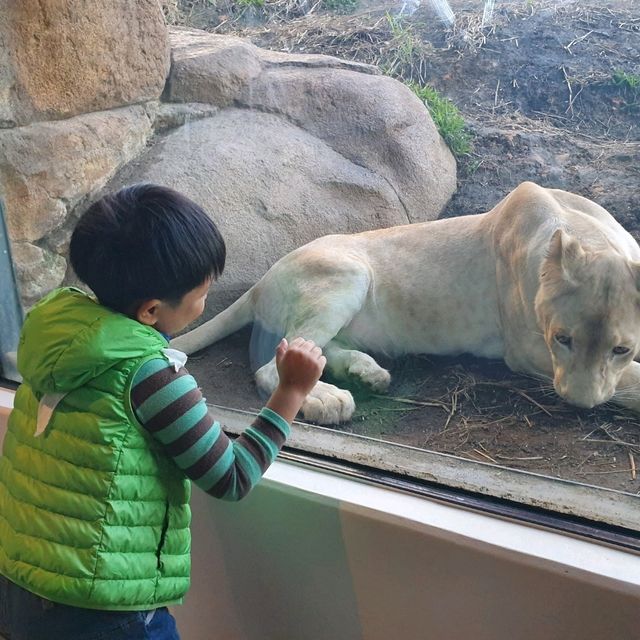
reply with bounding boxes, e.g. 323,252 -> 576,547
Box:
69,184 -> 226,314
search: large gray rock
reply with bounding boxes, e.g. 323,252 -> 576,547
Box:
166,28 -> 456,224
0,0 -> 169,127
166,28 -> 377,109
239,68 -> 455,223
105,105 -> 453,316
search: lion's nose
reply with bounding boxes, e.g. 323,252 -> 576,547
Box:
554,382 -> 600,409
565,396 -> 598,409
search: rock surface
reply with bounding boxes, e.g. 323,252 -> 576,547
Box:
0,0 -> 169,127
1,105 -> 156,306
1,20 -> 457,312
11,242 -> 67,308
166,29 -> 455,222
106,108 -> 427,313
0,105 -> 157,244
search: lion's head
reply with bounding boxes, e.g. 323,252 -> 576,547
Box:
535,229 -> 640,408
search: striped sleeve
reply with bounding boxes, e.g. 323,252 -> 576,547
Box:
130,358 -> 289,501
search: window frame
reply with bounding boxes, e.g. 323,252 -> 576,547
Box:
0,198 -> 23,382
212,402 -> 640,543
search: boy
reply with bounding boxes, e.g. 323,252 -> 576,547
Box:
0,184 -> 326,639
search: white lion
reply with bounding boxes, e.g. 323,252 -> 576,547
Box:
172,182 -> 640,424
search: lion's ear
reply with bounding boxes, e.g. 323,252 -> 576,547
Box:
544,229 -> 586,285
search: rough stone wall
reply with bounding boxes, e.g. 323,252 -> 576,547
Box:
0,0 -> 169,127
0,7 -> 457,312
0,0 -> 169,308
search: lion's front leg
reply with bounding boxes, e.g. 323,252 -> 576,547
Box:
300,383 -> 357,424
324,342 -> 391,393
255,358 -> 356,424
612,362 -> 640,414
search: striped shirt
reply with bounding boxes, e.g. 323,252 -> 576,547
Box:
130,358 -> 289,501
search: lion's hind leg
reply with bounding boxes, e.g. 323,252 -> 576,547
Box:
253,257 -> 371,424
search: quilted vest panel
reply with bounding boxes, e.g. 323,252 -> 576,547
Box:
0,288 -> 192,610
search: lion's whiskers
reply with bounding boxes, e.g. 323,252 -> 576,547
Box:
615,381 -> 640,399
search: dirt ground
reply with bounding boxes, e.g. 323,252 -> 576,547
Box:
178,0 -> 640,494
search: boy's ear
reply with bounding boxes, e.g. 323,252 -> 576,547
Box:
136,299 -> 163,326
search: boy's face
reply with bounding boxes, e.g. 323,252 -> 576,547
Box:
136,278 -> 212,337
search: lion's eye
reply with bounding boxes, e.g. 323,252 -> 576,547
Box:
612,345 -> 630,356
554,333 -> 572,348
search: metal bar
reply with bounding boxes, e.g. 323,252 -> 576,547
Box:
0,198 -> 24,382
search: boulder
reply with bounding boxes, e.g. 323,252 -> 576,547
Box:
165,28 -> 456,224
105,105 -> 453,316
166,28 -> 377,109
239,68 -> 455,222
11,242 -> 67,309
0,0 -> 169,127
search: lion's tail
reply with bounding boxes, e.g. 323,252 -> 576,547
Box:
170,288 -> 255,355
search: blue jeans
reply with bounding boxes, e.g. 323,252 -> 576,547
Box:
0,575 -> 180,640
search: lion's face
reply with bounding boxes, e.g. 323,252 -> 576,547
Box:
535,230 -> 640,409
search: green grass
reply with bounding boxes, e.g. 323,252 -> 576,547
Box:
611,69 -> 640,113
612,69 -> 640,90
383,14 -> 420,71
408,82 -> 473,158
322,362 -> 428,436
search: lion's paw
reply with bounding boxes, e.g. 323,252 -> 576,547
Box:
302,382 -> 356,424
346,353 -> 391,393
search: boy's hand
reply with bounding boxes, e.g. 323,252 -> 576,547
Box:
265,337 -> 326,424
275,337 -> 326,396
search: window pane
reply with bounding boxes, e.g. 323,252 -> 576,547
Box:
175,0 -> 640,527
1,0 -> 638,531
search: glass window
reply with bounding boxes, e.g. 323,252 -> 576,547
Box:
2,0 -> 638,534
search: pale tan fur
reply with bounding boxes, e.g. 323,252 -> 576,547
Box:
172,182 -> 640,424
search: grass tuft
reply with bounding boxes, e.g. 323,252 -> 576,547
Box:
408,82 -> 473,158
612,69 -> 640,91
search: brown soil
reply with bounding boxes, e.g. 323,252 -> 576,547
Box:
178,0 -> 640,493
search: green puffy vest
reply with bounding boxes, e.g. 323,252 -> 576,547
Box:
0,288 -> 191,610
